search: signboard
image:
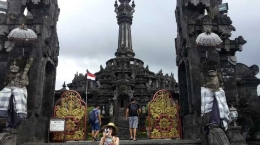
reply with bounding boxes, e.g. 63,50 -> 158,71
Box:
49,118 -> 65,132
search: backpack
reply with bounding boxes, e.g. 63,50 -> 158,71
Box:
89,109 -> 98,124
129,104 -> 138,115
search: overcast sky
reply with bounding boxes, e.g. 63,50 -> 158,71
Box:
56,0 -> 260,94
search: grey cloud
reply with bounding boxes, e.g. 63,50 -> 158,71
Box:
56,0 -> 260,94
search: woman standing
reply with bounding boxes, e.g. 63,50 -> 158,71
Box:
99,122 -> 119,145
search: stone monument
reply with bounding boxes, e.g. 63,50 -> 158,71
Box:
57,0 -> 179,139
0,0 -> 60,144
175,0 -> 258,143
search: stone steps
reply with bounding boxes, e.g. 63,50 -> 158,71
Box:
24,139 -> 201,145
116,116 -> 130,139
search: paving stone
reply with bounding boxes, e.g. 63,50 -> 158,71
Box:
24,139 -> 201,145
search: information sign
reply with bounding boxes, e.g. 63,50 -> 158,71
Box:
49,118 -> 65,132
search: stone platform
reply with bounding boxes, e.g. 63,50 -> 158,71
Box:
24,139 -> 201,145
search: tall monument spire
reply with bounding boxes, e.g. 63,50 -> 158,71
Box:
114,0 -> 135,57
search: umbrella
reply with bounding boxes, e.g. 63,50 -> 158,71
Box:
7,24 -> 37,56
196,31 -> 222,47
196,31 -> 222,58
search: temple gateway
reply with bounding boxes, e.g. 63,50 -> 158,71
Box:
0,0 -> 258,144
55,0 -> 179,137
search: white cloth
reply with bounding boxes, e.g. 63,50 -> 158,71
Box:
201,87 -> 230,130
0,87 -> 27,115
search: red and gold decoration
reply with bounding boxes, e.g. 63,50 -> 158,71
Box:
52,90 -> 87,141
148,89 -> 181,139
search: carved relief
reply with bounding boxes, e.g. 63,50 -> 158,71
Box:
201,15 -> 212,25
228,56 -> 237,65
5,57 -> 33,88
183,0 -> 210,7
202,25 -> 212,33
31,0 -> 41,5
217,14 -> 232,25
42,38 -> 51,57
200,61 -> 223,91
187,12 -> 200,24
207,127 -> 230,145
33,25 -> 41,35
8,0 -> 22,15
4,41 -> 15,52
250,65 -> 259,77
218,25 -> 235,38
0,14 -> 6,23
188,25 -> 196,36
0,25 -> 8,36
43,0 -> 50,5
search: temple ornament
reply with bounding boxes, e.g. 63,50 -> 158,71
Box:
53,90 -> 87,141
148,90 -> 180,139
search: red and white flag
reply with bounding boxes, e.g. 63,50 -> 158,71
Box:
86,70 -> 96,80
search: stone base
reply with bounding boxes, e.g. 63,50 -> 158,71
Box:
226,126 -> 247,145
207,126 -> 230,145
0,129 -> 17,145
24,139 -> 201,145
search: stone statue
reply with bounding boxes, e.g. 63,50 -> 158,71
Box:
202,69 -> 223,92
102,106 -> 105,115
200,61 -> 231,144
201,68 -> 230,126
0,57 -> 33,131
201,62 -> 230,127
109,103 -> 113,116
141,106 -> 146,114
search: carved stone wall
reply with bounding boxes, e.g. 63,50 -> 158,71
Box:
0,0 -> 60,144
175,0 -> 253,142
236,63 -> 260,140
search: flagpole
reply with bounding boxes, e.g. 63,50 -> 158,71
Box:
85,69 -> 89,105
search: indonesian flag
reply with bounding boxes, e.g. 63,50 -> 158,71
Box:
86,70 -> 96,80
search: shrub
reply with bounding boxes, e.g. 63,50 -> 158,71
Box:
137,132 -> 147,138
145,116 -> 154,127
87,133 -> 103,140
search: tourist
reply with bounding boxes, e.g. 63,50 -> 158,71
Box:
90,104 -> 101,141
99,122 -> 119,145
125,98 -> 141,141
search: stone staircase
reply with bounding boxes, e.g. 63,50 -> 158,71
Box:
116,108 -> 130,139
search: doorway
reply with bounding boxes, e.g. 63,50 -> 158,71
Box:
117,95 -> 129,118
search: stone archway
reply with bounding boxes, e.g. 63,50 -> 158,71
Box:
117,94 -> 130,118
42,61 -> 56,117
114,93 -> 131,137
178,61 -> 189,117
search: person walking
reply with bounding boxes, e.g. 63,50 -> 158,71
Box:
125,98 -> 141,141
90,104 -> 101,141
